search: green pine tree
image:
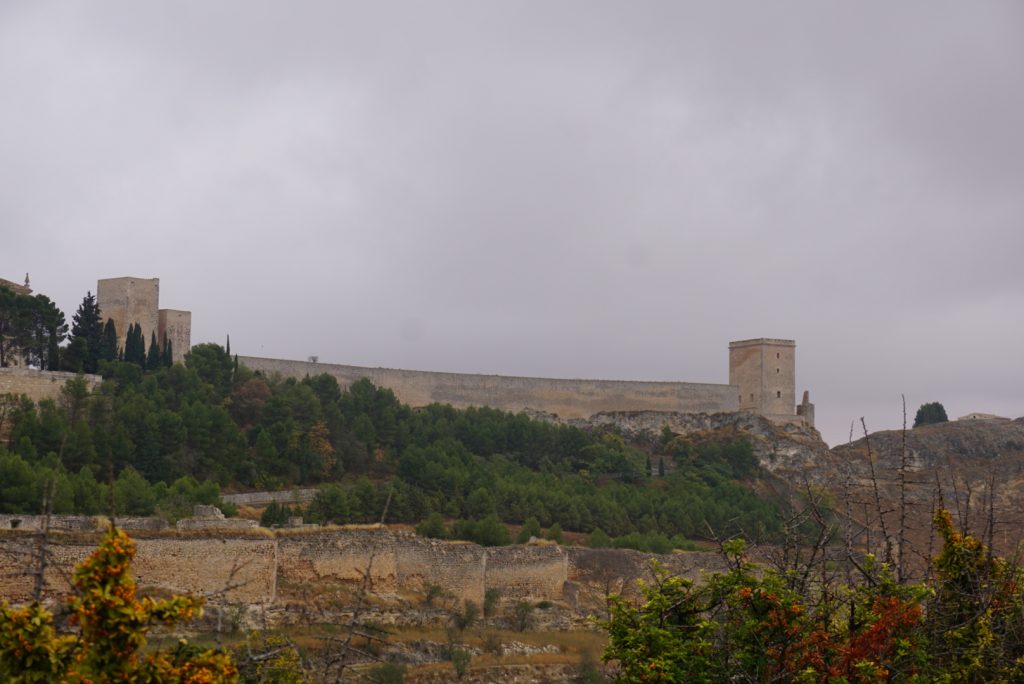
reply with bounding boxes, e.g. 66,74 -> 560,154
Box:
162,336 -> 173,367
124,323 -> 146,368
67,291 -> 103,373
98,319 -> 118,363
146,332 -> 161,370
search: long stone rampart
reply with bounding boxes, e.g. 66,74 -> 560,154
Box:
0,368 -> 101,405
0,527 -> 729,611
239,356 -> 739,420
222,489 -> 320,506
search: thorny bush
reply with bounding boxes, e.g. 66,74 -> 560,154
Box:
603,510 -> 1024,683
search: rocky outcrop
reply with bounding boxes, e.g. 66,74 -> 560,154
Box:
570,410 -> 831,477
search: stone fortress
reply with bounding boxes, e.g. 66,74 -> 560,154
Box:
96,276 -> 192,365
1,274 -> 813,426
242,337 -> 815,427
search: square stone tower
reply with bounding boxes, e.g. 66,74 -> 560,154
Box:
157,309 -> 191,364
97,277 -> 160,355
97,277 -> 191,361
729,338 -> 798,422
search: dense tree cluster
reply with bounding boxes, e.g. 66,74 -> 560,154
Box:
0,337 -> 782,548
0,285 -> 67,370
913,401 -> 949,427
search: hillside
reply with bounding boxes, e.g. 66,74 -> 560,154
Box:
0,347 -> 800,553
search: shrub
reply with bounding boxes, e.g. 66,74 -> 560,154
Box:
365,662 -> 406,683
415,511 -> 448,539
483,587 -> 502,617
451,648 -> 471,679
0,528 -> 238,682
451,600 -> 479,631
511,600 -> 535,631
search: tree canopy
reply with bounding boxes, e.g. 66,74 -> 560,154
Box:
0,285 -> 67,370
0,350 -> 783,551
913,401 -> 948,427
0,528 -> 238,682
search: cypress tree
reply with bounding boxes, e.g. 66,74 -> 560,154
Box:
133,324 -> 145,367
124,323 -> 146,368
99,319 -> 118,363
122,324 -> 135,365
68,291 -> 103,373
123,323 -> 135,366
162,336 -> 173,367
146,331 -> 161,370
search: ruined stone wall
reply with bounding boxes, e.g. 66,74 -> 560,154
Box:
0,527 -> 735,611
221,489 -> 319,506
275,529 -> 401,602
484,545 -> 568,601
0,533 -> 276,605
0,368 -> 102,404
396,539 -> 486,603
97,277 -> 160,354
132,537 -> 276,603
275,530 -> 488,604
239,356 -> 740,420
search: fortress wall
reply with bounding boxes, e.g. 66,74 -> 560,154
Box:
0,538 -> 95,604
239,356 -> 739,420
275,530 -> 400,602
395,538 -> 486,603
0,535 -> 275,605
484,545 -> 567,601
132,537 -> 276,604
0,368 -> 102,404
0,527 -> 735,613
221,489 -> 320,506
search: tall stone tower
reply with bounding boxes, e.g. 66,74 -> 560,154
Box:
96,276 -> 191,363
97,277 -> 160,356
729,338 -> 807,424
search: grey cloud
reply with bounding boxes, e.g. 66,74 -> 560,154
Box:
2,1 -> 1022,446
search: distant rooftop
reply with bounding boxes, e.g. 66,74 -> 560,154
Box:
957,412 -> 1010,422
729,338 -> 796,348
0,274 -> 31,295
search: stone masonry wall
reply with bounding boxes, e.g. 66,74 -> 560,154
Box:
485,544 -> 568,601
275,529 -> 402,602
275,530 -> 488,604
396,538 -> 486,603
0,368 -> 102,404
0,534 -> 276,605
97,277 -> 160,356
0,527 -> 732,611
157,309 -> 191,364
240,356 -> 740,420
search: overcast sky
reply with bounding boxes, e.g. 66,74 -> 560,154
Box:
3,2 -> 1022,446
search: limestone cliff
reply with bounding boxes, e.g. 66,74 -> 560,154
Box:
569,410 -> 831,476
823,418 -> 1024,553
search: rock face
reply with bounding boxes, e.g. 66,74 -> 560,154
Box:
824,418 -> 1024,554
571,411 -> 1024,560
570,410 -> 831,476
